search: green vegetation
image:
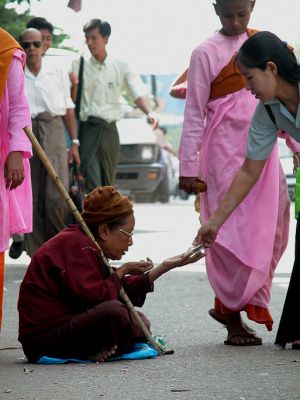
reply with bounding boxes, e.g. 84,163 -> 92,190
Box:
0,0 -> 68,47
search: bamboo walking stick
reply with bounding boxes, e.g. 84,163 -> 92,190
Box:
23,126 -> 163,355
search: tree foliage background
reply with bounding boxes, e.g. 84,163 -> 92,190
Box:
0,0 -> 69,47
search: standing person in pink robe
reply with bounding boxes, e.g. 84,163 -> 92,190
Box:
0,27 -> 32,330
179,0 -> 300,346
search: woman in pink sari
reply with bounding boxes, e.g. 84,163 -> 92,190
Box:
179,0 -> 300,345
0,28 -> 32,330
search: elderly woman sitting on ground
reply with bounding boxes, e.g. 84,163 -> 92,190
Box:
18,186 -> 203,363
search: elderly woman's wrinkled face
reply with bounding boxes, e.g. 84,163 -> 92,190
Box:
100,214 -> 135,260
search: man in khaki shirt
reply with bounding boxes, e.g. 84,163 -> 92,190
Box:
71,19 -> 158,192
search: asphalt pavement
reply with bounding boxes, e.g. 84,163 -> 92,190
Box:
0,199 -> 299,400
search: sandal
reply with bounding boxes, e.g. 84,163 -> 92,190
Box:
224,334 -> 262,346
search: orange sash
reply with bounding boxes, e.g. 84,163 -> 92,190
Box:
214,297 -> 273,331
169,29 -> 259,100
209,28 -> 259,100
0,28 -> 23,100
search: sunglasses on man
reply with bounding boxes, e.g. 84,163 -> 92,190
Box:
21,41 -> 42,49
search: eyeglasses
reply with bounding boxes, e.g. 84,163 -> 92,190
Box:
114,227 -> 134,239
21,41 -> 42,49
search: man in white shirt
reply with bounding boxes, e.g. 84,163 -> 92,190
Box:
71,19 -> 158,192
20,28 -> 80,257
9,19 -> 76,259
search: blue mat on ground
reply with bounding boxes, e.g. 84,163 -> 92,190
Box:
36,342 -> 158,364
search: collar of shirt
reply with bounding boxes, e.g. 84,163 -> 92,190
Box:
264,81 -> 300,128
24,58 -> 73,117
89,53 -> 110,69
25,58 -> 52,79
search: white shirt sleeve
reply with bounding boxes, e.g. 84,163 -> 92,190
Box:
57,67 -> 74,109
122,61 -> 148,100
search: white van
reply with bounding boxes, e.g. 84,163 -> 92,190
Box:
115,118 -> 169,202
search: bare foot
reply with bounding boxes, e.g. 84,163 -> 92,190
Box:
224,312 -> 262,346
88,345 -> 117,362
208,308 -> 256,335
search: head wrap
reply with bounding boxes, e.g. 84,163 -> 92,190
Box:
0,28 -> 23,101
81,186 -> 133,225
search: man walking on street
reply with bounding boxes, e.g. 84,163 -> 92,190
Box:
20,28 -> 80,257
71,19 -> 158,192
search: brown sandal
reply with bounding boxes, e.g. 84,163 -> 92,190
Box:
224,334 -> 262,346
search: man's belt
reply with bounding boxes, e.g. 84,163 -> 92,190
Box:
86,116 -> 116,125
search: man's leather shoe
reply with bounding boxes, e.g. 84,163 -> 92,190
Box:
9,240 -> 24,259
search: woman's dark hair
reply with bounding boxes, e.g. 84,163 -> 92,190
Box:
26,17 -> 54,34
83,19 -> 111,38
236,31 -> 300,83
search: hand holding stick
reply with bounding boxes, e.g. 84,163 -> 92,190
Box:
23,126 -> 164,355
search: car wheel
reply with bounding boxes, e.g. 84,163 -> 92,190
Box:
289,188 -> 295,202
135,194 -> 152,203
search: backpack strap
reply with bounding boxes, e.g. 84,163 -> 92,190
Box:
264,104 -> 276,125
75,56 -> 84,120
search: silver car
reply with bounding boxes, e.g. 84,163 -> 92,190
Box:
278,138 -> 295,201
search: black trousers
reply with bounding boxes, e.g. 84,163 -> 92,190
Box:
20,300 -> 149,363
275,218 -> 300,347
79,117 -> 120,192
